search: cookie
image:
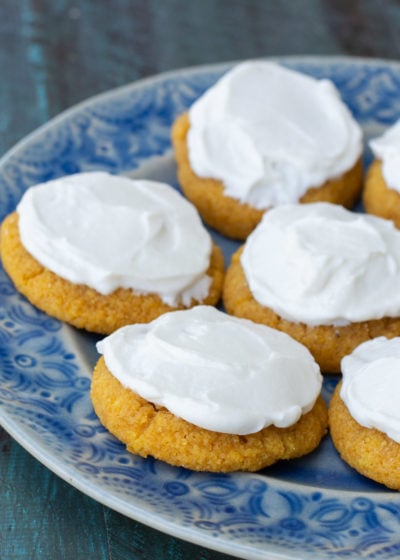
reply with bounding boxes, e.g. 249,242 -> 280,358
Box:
222,203 -> 400,373
0,211 -> 224,334
172,112 -> 363,239
329,337 -> 400,490
364,120 -> 400,227
363,159 -> 400,227
172,61 -> 363,240
91,306 -> 328,472
91,357 -> 327,472
329,382 -> 400,490
0,172 -> 224,333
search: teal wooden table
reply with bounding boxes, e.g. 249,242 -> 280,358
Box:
1,1 -> 400,559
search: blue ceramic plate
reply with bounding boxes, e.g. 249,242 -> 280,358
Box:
1,57 -> 400,560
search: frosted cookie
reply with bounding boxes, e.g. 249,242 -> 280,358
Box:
223,202 -> 400,373
91,306 -> 328,472
364,121 -> 400,227
329,337 -> 400,490
0,172 -> 224,334
172,61 -> 363,239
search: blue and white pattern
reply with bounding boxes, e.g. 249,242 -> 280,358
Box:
1,57 -> 400,560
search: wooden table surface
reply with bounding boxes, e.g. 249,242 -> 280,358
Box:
1,1 -> 400,559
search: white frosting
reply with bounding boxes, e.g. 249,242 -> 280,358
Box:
241,202 -> 400,326
97,306 -> 322,435
17,172 -> 212,306
341,337 -> 400,443
370,120 -> 400,191
188,61 -> 362,209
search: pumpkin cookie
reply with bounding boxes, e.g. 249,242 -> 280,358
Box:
0,173 -> 224,334
172,61 -> 363,239
91,306 -> 328,472
364,121 -> 400,227
329,337 -> 400,490
223,203 -> 400,373
364,160 -> 400,227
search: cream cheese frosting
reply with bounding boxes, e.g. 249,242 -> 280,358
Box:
341,337 -> 400,443
187,61 -> 362,209
96,306 -> 322,435
17,172 -> 212,306
370,120 -> 400,191
240,202 -> 400,326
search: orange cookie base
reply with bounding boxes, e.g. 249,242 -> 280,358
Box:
363,159 -> 400,228
329,382 -> 400,490
222,247 -> 400,373
0,212 -> 224,334
91,356 -> 328,473
171,112 -> 364,240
